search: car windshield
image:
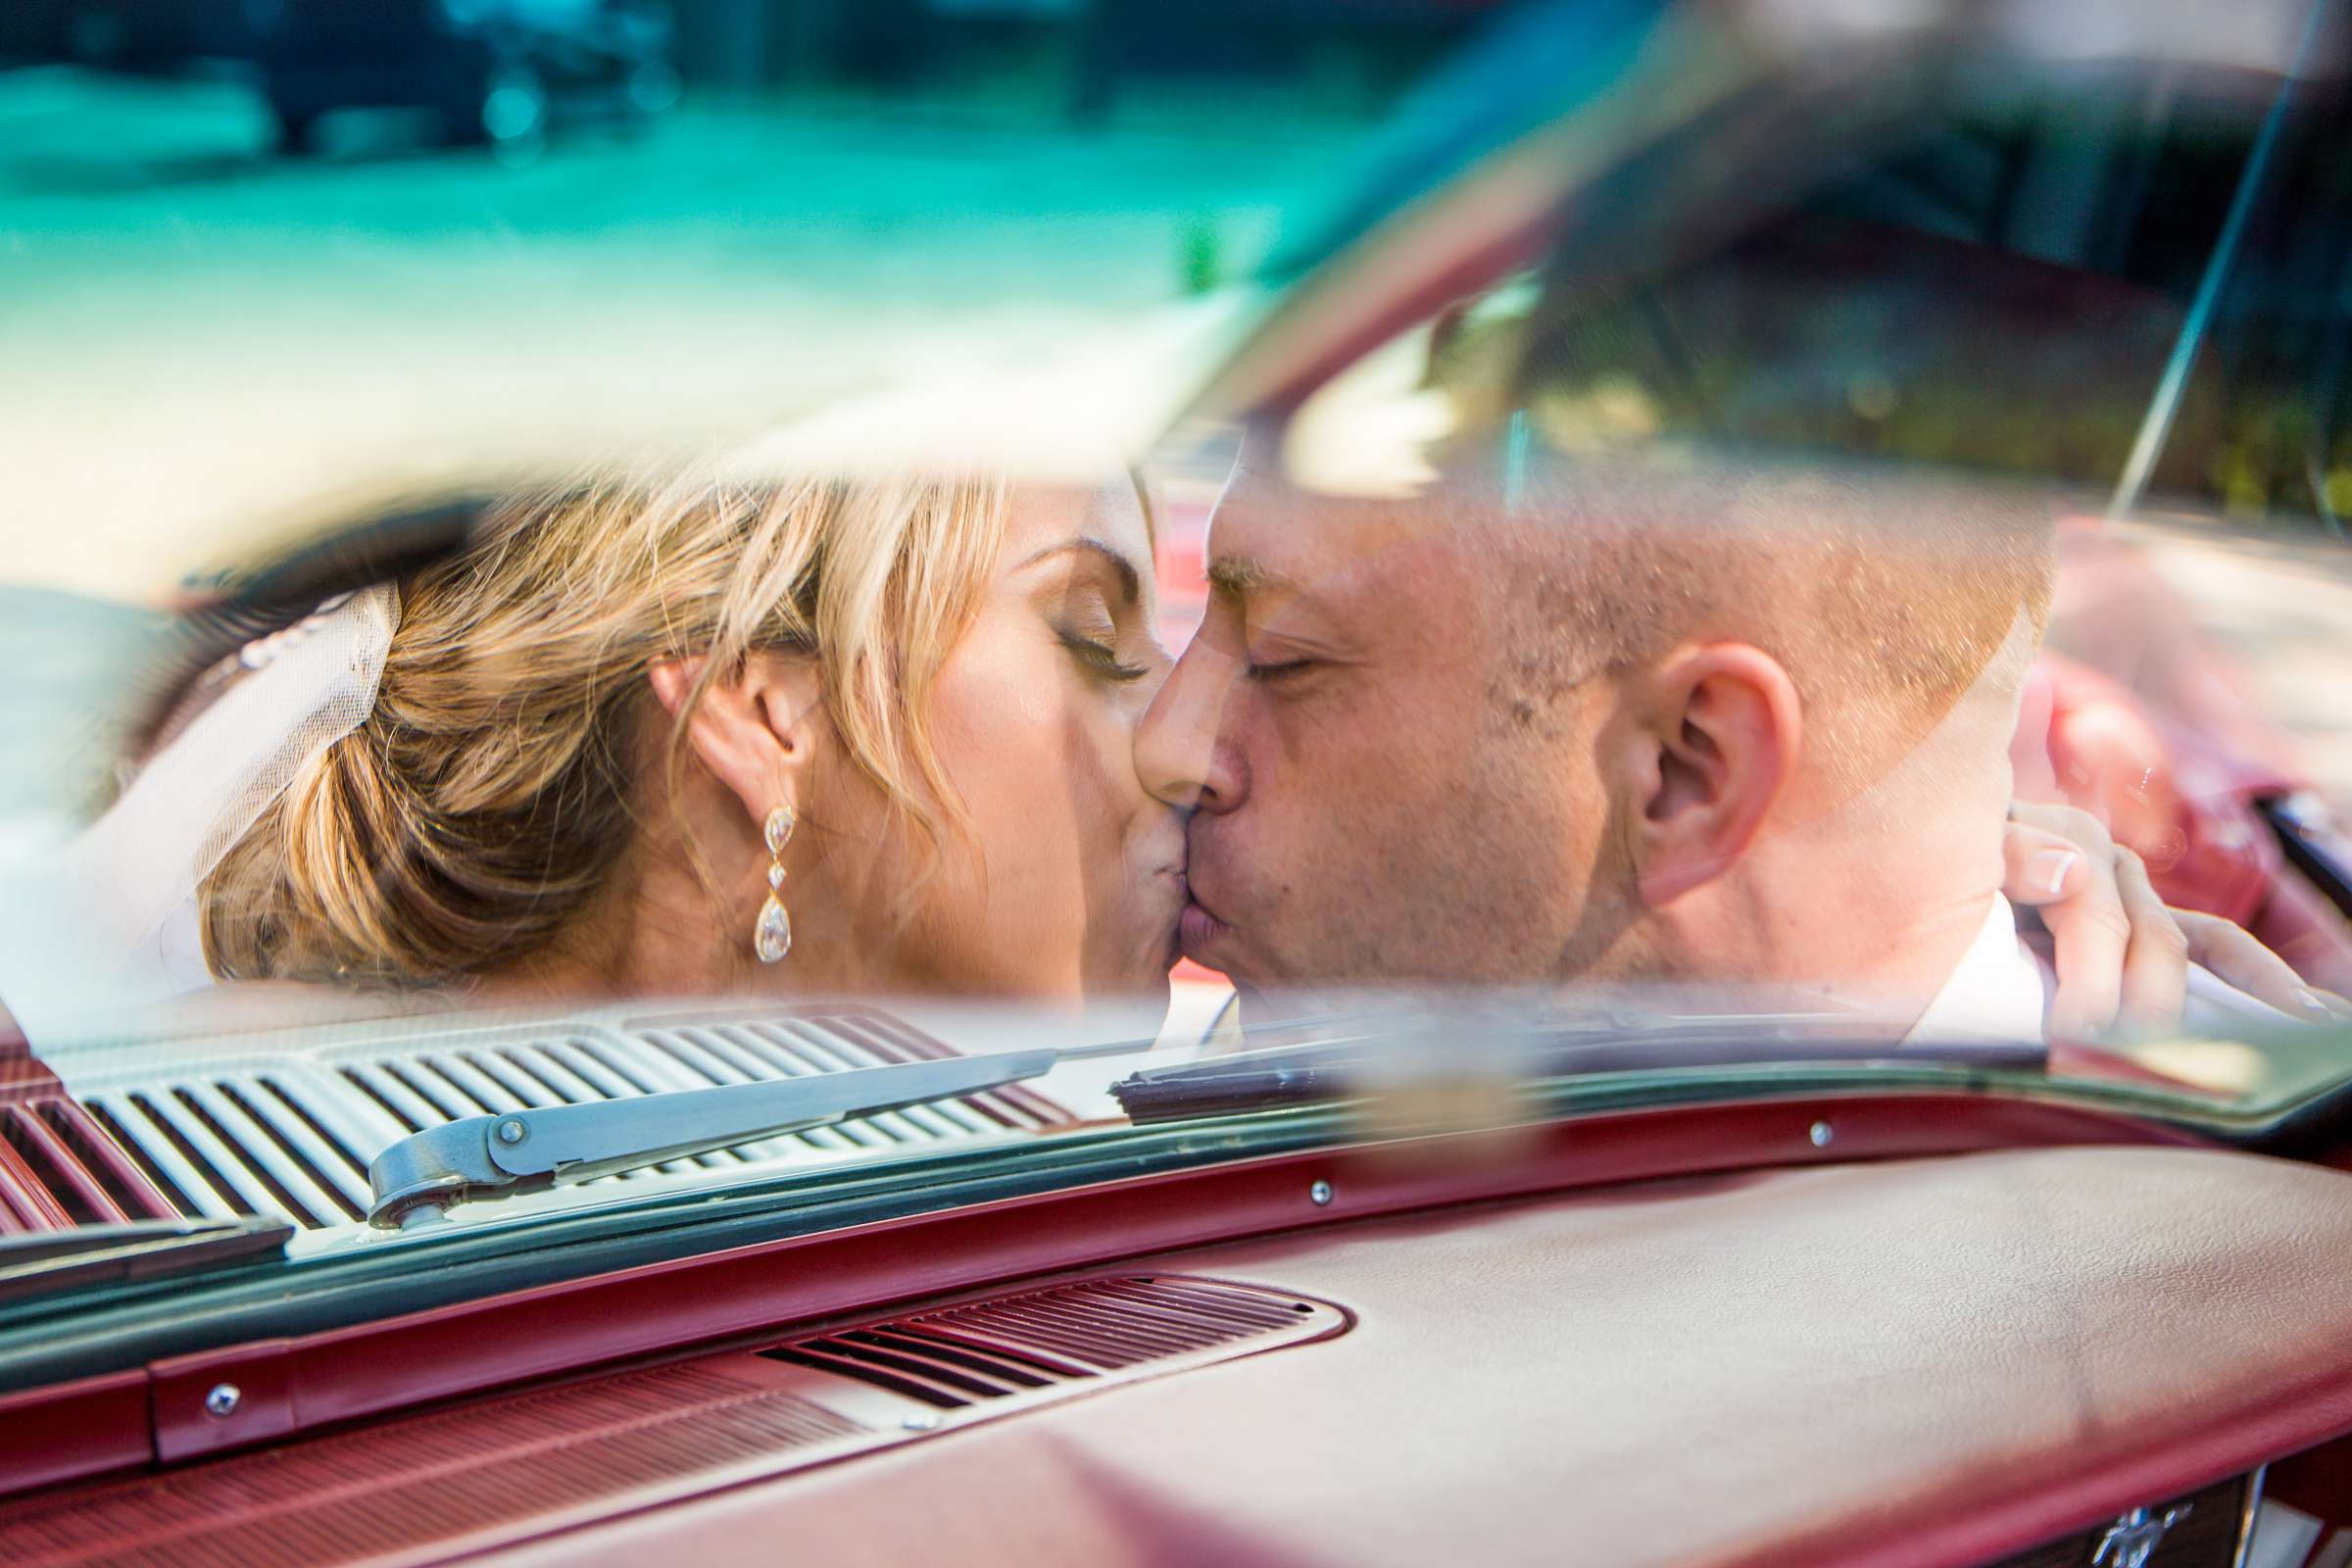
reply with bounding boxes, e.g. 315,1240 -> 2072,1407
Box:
4,0 -> 2352,1305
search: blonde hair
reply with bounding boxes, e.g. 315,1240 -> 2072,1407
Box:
200,471 -> 1007,986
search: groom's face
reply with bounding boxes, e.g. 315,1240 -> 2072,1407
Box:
1136,463 -> 1628,1008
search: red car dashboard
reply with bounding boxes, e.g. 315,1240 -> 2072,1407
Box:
4,1133 -> 2351,1567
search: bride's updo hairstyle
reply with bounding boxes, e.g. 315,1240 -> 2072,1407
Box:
199,472 -> 1007,986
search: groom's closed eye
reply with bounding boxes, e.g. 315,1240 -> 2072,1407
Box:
1242,630 -> 1322,683
1206,567 -> 1346,691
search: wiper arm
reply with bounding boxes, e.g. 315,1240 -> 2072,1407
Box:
1112,1011 -> 2046,1123
367,1049 -> 1070,1230
0,1217 -> 293,1305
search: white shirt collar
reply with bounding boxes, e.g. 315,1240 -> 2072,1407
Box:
1902,894 -> 2048,1046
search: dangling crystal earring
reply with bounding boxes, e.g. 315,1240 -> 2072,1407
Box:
755,805 -> 794,963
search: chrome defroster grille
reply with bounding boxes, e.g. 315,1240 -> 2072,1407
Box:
56,1005 -> 1074,1233
82,1075 -> 374,1230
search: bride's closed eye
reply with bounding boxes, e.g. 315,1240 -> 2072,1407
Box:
1059,626 -> 1152,683
1014,530 -> 1161,686
1052,580 -> 1156,682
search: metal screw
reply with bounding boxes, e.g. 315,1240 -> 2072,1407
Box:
496,1119 -> 527,1145
902,1411 -> 942,1432
1808,1120 -> 1834,1149
204,1384 -> 240,1419
1308,1179 -> 1334,1206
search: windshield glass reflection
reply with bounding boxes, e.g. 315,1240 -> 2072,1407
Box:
4,1 -> 2352,1261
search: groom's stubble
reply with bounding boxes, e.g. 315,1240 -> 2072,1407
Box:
1144,475 -> 1649,1004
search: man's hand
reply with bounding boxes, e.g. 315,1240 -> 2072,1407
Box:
2004,801 -> 2340,1035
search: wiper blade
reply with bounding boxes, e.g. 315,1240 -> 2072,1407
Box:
0,1217 -> 293,1305
1112,1011 -> 2046,1124
367,1048 -> 1071,1230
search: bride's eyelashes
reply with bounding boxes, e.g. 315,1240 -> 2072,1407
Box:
1057,627 -> 1151,683
1028,548 -> 1159,686
1044,573 -> 1152,684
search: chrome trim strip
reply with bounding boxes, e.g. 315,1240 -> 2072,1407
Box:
2230,1463 -> 2271,1568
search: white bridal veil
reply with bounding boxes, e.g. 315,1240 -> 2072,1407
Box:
0,586 -> 400,1048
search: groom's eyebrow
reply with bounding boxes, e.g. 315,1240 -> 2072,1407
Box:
1205,556 -> 1288,599
1018,537 -> 1141,605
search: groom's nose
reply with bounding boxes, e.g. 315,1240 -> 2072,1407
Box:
1136,642 -> 1246,813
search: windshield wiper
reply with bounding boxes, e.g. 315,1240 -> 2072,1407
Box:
0,1217 -> 294,1305
1112,1011 -> 2046,1123
368,1048 -> 1090,1230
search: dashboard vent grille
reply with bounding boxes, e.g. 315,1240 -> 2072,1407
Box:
761,1275 -> 1340,1409
61,1005 -> 1074,1233
0,1275 -> 1344,1565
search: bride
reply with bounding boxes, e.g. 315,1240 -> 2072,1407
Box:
196,470 -> 1186,1004
13,461 -> 2296,1035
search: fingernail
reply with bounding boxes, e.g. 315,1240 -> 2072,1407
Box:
2029,849 -> 2079,897
2295,989 -> 2338,1022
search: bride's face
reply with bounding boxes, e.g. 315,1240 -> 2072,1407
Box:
813,481 -> 1188,1000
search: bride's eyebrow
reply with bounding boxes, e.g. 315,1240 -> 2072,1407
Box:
1014,538 -> 1141,606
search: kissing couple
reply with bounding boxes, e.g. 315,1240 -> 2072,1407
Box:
108,439 -> 2313,1048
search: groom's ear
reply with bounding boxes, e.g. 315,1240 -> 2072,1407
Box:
1618,643 -> 1800,906
648,653 -> 826,826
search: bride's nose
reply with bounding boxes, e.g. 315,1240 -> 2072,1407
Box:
1135,642 -> 1244,814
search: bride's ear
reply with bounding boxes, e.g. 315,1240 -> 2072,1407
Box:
648,653 -> 825,825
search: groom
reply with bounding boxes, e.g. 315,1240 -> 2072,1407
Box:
1130,193 -> 2345,1042
1137,435 -> 2301,1041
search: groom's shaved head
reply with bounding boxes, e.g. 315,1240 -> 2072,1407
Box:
1485,458 -> 2054,795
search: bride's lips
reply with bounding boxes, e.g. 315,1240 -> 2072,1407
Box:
1155,863 -> 1191,964
1178,887 -> 1232,959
